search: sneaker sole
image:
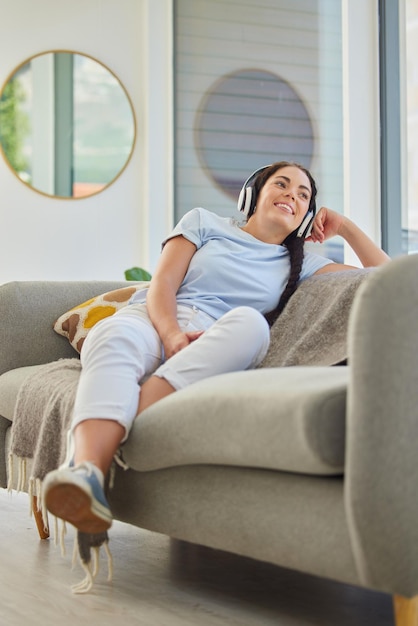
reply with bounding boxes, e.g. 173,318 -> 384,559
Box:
44,483 -> 112,534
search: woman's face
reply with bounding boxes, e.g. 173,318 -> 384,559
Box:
254,165 -> 312,237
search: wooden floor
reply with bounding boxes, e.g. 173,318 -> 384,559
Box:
1,489 -> 395,626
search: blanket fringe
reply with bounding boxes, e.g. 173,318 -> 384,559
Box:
49,515 -> 67,559
43,493 -> 114,592
27,477 -> 34,516
109,449 -> 130,489
71,535 -> 113,594
7,457 -> 113,594
7,453 -> 28,494
60,520 -> 68,557
28,477 -> 46,522
7,452 -> 13,492
72,560 -> 95,594
8,359 -> 114,595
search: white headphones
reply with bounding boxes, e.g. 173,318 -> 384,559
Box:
237,165 -> 316,239
295,210 -> 315,239
237,165 -> 269,217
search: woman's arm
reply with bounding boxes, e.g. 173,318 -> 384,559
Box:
309,207 -> 390,273
146,235 -> 201,358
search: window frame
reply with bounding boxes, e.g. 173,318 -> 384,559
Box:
378,0 -> 403,256
340,0 -> 382,264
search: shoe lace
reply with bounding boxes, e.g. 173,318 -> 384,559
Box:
73,461 -> 102,482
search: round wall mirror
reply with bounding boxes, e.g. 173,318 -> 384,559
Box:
195,69 -> 314,201
0,51 -> 136,199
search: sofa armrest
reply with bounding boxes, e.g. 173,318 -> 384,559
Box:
0,280 -> 128,376
345,254 -> 418,597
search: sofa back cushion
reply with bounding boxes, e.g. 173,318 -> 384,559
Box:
0,281 -> 128,376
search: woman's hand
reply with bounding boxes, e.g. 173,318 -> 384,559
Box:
163,329 -> 204,359
306,207 -> 344,244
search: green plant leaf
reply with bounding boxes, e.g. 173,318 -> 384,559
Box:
124,266 -> 152,281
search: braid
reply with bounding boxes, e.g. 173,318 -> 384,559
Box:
265,236 -> 305,327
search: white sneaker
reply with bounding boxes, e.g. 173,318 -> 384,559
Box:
43,461 -> 112,533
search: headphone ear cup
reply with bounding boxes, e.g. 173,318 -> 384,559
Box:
237,186 -> 245,213
237,165 -> 270,215
238,186 -> 253,216
243,187 -> 253,216
296,211 -> 314,238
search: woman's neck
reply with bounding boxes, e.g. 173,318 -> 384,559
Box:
240,221 -> 286,245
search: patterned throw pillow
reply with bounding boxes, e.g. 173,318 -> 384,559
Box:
54,284 -> 149,353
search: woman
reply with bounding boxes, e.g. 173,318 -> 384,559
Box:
43,161 -> 390,533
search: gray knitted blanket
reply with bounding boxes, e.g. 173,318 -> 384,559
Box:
7,358 -> 112,594
260,268 -> 373,368
9,358 -> 81,486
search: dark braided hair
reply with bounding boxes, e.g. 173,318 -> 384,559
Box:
247,161 -> 318,327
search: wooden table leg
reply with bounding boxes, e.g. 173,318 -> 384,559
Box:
394,594 -> 418,626
32,496 -> 49,539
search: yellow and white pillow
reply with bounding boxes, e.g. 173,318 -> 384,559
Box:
54,284 -> 149,353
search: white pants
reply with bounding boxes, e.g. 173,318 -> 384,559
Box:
71,304 -> 270,440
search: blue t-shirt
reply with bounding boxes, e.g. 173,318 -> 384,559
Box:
131,207 -> 333,319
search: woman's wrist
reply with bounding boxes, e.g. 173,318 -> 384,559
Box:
337,216 -> 390,266
336,215 -> 353,239
158,323 -> 183,344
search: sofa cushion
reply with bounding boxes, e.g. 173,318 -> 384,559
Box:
0,365 -> 42,421
2,363 -> 348,476
123,366 -> 349,476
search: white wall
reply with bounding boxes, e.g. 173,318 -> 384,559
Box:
0,0 -> 173,284
0,0 -> 382,283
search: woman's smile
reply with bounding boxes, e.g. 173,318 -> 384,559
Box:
274,202 -> 294,215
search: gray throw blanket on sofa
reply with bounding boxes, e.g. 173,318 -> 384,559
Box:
260,268 -> 373,368
10,358 -> 81,485
8,358 -> 112,594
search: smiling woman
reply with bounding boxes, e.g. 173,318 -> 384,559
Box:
241,166 -> 313,244
40,157 -> 389,565
0,50 -> 136,199
194,69 -> 314,201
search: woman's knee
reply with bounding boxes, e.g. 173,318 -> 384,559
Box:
217,307 -> 270,360
221,306 -> 269,338
219,306 -> 270,369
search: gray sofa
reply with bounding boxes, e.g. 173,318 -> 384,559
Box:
1,253 -> 418,626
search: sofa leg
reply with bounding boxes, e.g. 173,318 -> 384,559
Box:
32,496 -> 49,539
394,594 -> 418,626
